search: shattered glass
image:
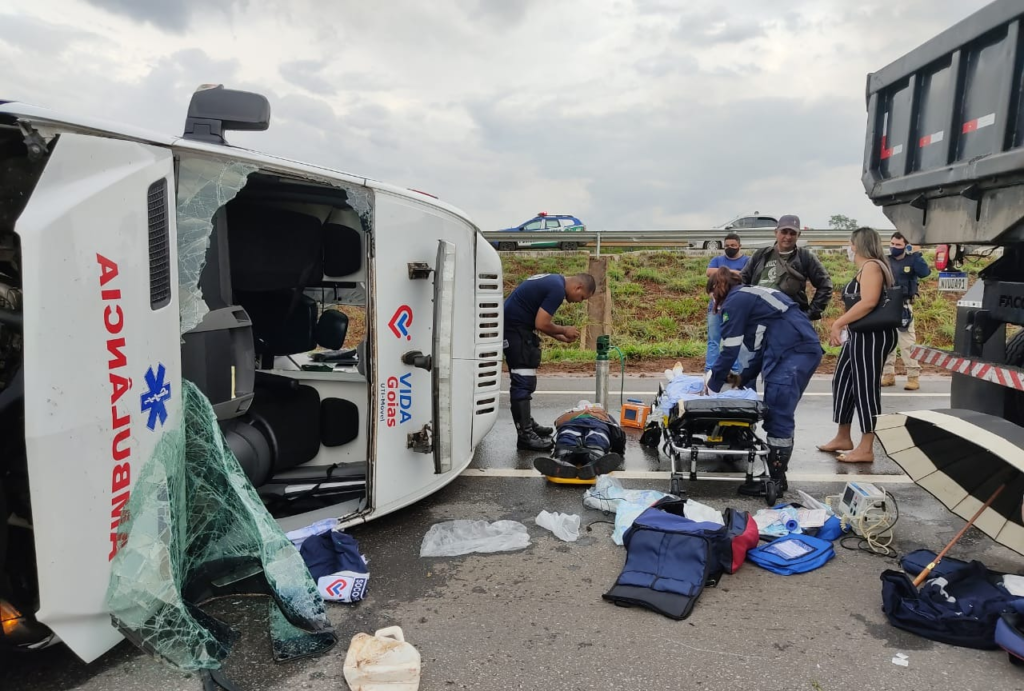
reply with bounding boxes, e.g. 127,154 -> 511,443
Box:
336,182 -> 372,232
176,158 -> 256,336
105,380 -> 336,671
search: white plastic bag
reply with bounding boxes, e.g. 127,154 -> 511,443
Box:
613,501 -> 652,545
683,498 -> 724,525
420,520 -> 530,557
535,510 -> 581,542
583,475 -> 671,514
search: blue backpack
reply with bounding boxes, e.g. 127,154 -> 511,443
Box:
746,533 -> 835,575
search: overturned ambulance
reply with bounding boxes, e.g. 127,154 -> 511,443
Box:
0,85 -> 503,663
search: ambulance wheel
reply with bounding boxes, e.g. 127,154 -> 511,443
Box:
764,480 -> 778,506
559,241 -> 578,251
498,242 -> 516,252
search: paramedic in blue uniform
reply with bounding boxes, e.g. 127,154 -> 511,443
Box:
504,273 -> 596,451
705,267 -> 824,493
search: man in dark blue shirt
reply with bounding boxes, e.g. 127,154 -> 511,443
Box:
504,272 -> 596,451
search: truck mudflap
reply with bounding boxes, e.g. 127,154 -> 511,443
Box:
912,345 -> 1024,392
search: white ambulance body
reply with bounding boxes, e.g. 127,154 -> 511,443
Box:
0,86 -> 502,660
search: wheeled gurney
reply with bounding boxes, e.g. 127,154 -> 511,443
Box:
646,392 -> 780,505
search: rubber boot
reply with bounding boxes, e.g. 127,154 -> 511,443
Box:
512,400 -> 553,452
904,375 -> 919,391
881,373 -> 895,387
768,445 -> 792,494
531,418 -> 554,437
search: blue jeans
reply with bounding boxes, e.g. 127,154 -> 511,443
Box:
706,310 -> 748,373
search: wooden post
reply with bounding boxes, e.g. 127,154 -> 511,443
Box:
585,256 -> 612,350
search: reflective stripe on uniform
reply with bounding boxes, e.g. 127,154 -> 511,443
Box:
738,286 -> 789,312
510,368 -> 537,375
722,336 -> 744,348
753,324 -> 766,351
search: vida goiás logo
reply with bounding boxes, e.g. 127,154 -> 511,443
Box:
141,363 -> 171,430
380,373 -> 413,428
388,304 -> 413,340
316,571 -> 368,603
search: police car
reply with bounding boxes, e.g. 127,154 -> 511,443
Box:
491,212 -> 586,251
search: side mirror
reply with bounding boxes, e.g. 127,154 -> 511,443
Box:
183,84 -> 271,144
315,310 -> 349,350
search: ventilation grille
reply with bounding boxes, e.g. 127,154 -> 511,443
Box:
147,178 -> 171,310
477,272 -> 500,293
475,396 -> 496,416
478,299 -> 500,340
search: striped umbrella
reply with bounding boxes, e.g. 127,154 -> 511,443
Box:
875,409 -> 1024,581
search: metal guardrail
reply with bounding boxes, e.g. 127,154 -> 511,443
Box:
481,229 -> 861,252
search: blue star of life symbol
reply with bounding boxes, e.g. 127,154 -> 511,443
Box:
141,363 -> 171,431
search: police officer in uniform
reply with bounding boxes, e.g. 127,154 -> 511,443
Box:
882,232 -> 931,391
504,273 -> 596,451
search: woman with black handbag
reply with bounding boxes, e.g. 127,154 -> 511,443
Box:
817,227 -> 901,463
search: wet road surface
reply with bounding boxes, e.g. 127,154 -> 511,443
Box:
8,374 -> 1024,691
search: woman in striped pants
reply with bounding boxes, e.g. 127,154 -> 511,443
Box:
817,227 -> 897,463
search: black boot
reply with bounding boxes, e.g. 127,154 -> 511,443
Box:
531,418 -> 553,437
767,445 -> 792,493
512,400 -> 553,452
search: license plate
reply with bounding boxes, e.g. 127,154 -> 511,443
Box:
938,271 -> 968,292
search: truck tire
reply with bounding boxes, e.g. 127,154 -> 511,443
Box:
1005,330 -> 1024,426
498,242 -> 516,252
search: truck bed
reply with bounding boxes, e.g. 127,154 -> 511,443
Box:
863,0 -> 1024,246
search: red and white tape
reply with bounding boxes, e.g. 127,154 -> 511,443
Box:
911,345 -> 1024,392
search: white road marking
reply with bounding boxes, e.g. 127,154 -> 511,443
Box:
460,468 -> 913,483
501,390 -> 947,398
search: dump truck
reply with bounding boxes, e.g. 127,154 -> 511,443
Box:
863,0 -> 1024,426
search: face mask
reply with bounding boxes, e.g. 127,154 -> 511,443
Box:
847,246 -> 856,262
890,247 -> 905,257
724,247 -> 739,258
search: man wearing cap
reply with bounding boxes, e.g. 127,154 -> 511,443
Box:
740,214 -> 833,321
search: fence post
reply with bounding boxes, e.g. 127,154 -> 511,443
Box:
585,255 -> 612,350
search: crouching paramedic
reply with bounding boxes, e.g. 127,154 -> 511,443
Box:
503,273 -> 596,451
706,267 -> 824,493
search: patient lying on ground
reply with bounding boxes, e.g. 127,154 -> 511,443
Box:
533,401 -> 626,480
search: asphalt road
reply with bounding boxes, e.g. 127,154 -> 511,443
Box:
6,375 -> 1024,691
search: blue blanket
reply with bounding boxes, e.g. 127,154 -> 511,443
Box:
659,375 -> 759,417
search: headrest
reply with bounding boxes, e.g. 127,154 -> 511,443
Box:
323,223 -> 361,277
228,204 -> 324,292
315,310 -> 349,350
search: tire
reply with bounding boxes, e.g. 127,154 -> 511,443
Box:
1005,330 -> 1024,426
703,240 -> 722,250
559,242 -> 578,251
498,242 -> 516,252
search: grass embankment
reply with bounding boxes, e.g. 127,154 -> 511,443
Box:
501,249 -> 994,367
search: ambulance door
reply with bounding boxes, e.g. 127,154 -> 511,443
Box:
16,131 -> 181,662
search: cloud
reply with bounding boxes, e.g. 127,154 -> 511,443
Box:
0,14 -> 98,53
0,0 -> 996,234
82,0 -> 241,33
279,60 -> 337,96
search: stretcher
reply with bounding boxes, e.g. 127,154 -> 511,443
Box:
644,390 -> 779,505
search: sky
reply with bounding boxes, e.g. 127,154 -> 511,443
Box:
0,0 -> 994,232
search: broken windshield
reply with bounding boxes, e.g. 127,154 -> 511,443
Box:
176,158 -> 255,337
105,379 -> 336,671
